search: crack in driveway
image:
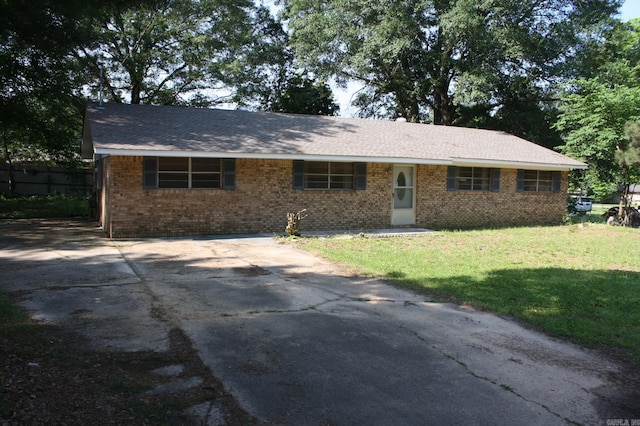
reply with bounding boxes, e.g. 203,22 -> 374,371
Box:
2,223 -> 637,424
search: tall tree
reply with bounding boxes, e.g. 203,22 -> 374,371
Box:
79,0 -> 260,106
556,80 -> 640,198
555,19 -> 640,200
283,0 -> 620,130
0,0 -> 147,193
227,6 -> 340,115
619,121 -> 640,204
231,5 -> 295,110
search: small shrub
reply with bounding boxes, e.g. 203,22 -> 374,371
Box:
285,209 -> 308,236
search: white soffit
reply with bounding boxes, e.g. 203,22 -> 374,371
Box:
93,149 -> 583,170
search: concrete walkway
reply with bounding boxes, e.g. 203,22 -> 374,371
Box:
0,219 -> 637,425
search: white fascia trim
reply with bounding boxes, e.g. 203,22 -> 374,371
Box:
93,148 -> 452,165
451,157 -> 587,171
93,149 -> 586,170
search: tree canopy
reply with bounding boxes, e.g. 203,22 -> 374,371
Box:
228,6 -> 339,115
268,75 -> 339,115
282,0 -> 620,135
1,0 -> 337,182
0,0 -> 153,192
79,0 -> 260,106
555,19 -> 640,200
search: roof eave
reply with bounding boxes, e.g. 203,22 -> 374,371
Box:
93,148 -> 451,166
92,148 -> 588,170
451,157 -> 587,171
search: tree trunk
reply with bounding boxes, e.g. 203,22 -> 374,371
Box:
618,182 -> 630,224
433,84 -> 454,125
2,132 -> 16,195
619,162 -> 631,222
131,82 -> 142,104
432,27 -> 455,126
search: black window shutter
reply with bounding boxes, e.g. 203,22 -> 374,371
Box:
516,170 -> 525,192
355,162 -> 367,190
492,169 -> 501,192
143,157 -> 158,188
223,158 -> 236,189
293,160 -> 304,189
552,171 -> 561,193
447,166 -> 457,191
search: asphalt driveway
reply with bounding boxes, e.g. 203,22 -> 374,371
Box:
0,219 -> 637,425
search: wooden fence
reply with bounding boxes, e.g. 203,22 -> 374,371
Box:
0,164 -> 92,195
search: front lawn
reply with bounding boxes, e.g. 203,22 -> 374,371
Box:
292,224 -> 640,362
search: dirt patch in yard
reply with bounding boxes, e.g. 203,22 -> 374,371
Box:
1,322 -> 255,425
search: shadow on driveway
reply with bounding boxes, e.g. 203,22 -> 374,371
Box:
1,218 -> 638,424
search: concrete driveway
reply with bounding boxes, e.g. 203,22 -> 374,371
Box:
0,219 -> 637,425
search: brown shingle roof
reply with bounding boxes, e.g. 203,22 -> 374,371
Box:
82,103 -> 586,170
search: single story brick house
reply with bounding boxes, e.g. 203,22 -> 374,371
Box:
81,103 -> 586,238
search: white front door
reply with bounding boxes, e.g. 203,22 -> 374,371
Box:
392,165 -> 415,226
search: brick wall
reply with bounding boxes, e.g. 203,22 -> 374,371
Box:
415,166 -> 566,229
99,156 -> 567,238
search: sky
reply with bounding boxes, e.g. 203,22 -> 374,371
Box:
620,0 -> 640,21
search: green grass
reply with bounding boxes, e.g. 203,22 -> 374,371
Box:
564,203 -> 614,224
293,224 -> 640,362
0,194 -> 90,219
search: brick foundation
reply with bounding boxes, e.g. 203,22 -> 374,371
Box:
97,156 -> 567,238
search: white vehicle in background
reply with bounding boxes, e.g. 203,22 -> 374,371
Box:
568,196 -> 592,215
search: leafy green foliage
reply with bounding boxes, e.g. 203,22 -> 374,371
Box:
81,0 -> 337,113
283,0 -> 620,138
0,194 -> 89,219
556,81 -> 640,179
231,9 -> 340,116
80,0 -> 258,106
269,75 -> 339,115
555,19 -> 640,199
0,0 -> 99,175
621,121 -> 640,174
460,76 -> 563,149
0,0 -> 153,188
